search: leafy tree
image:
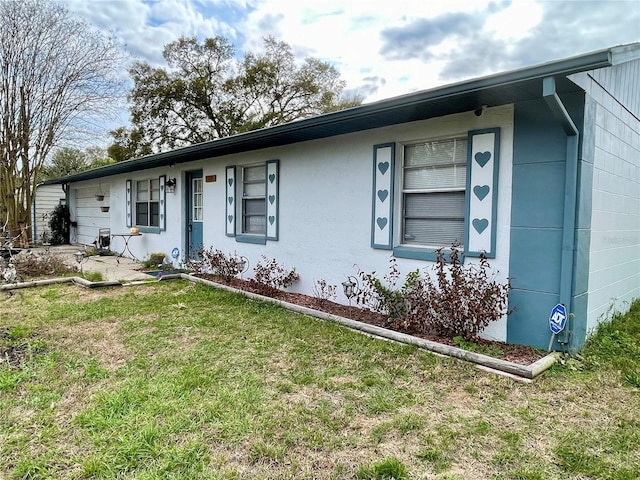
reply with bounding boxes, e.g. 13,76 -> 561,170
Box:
83,145 -> 117,169
40,148 -> 88,181
116,36 -> 362,156
0,0 -> 125,239
84,146 -> 114,168
107,126 -> 152,162
39,146 -> 115,181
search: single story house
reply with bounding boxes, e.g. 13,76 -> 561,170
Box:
45,44 -> 640,351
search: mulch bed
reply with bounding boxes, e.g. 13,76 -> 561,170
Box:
196,274 -> 545,366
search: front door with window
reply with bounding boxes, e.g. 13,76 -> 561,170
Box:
186,170 -> 203,259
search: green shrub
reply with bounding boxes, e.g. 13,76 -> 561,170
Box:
357,457 -> 409,479
141,252 -> 167,269
355,258 -> 418,321
355,243 -> 513,340
48,204 -> 70,245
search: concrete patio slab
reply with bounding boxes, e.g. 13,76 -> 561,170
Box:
35,245 -> 152,282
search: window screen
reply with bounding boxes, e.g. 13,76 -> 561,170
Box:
402,138 -> 467,247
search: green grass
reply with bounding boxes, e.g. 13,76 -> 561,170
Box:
0,281 -> 638,479
81,270 -> 105,282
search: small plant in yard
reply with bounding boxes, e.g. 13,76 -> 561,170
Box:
412,243 -> 513,339
357,457 -> 409,479
187,247 -> 245,283
251,255 -> 299,296
81,271 -> 104,282
141,252 -> 167,269
452,336 -> 505,358
312,279 -> 337,305
354,244 -> 512,340
355,258 -> 419,321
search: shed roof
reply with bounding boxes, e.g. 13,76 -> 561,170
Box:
46,43 -> 640,184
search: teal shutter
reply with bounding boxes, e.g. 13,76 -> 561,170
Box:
465,128 -> 500,258
159,175 -> 166,231
266,159 -> 279,240
225,166 -> 236,237
371,143 -> 395,249
125,179 -> 132,227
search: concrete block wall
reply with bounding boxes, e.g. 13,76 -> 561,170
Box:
579,71 -> 640,331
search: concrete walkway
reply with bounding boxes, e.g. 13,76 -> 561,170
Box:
41,245 -> 152,282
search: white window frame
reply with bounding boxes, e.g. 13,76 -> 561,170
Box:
135,178 -> 160,227
192,177 -> 203,222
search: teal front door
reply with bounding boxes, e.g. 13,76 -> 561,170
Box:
186,170 -> 203,259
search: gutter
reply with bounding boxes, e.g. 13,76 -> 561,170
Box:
542,76 -> 580,348
41,49 -> 614,186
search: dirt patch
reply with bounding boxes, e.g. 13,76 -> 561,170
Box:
196,275 -> 545,366
0,328 -> 34,367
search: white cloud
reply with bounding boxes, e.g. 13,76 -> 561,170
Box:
63,0 -> 640,115
239,0 -> 471,100
65,0 -> 234,65
483,1 -> 543,41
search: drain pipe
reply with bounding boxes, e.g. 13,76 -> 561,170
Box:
543,76 -> 579,348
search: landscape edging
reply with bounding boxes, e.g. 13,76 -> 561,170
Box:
0,273 -> 559,379
176,273 -> 559,379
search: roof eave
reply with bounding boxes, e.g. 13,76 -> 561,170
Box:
45,47 -> 620,185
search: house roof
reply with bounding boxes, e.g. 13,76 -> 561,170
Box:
45,43 -> 640,185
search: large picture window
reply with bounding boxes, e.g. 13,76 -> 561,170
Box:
135,178 -> 160,227
401,137 -> 467,248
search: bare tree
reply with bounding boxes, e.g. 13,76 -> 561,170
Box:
0,0 -> 126,240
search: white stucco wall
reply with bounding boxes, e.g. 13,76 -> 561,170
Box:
580,77 -> 640,330
69,106 -> 514,340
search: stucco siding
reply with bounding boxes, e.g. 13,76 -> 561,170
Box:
78,106 -> 514,341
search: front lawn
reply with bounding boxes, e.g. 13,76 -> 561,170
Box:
1,281 -> 638,479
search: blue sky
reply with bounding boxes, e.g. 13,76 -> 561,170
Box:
65,0 -> 639,106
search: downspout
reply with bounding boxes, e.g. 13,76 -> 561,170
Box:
542,77 -> 579,348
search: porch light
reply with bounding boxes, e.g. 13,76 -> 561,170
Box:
166,177 -> 177,193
